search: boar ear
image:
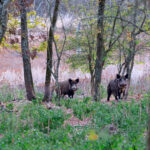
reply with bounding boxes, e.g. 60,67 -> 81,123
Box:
75,78 -> 79,83
68,78 -> 72,84
125,74 -> 128,79
116,74 -> 121,79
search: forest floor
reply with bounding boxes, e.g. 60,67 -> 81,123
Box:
0,85 -> 149,149
44,94 -> 143,127
0,93 -> 144,127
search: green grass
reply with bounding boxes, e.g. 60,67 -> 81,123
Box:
0,86 -> 149,150
0,85 -> 25,102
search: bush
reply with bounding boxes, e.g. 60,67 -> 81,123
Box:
0,85 -> 25,102
20,103 -> 66,133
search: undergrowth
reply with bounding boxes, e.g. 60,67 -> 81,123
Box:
0,86 -> 149,150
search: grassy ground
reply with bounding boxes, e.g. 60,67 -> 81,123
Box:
0,86 -> 149,150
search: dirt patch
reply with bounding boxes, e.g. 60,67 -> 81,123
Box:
101,94 -> 144,103
64,114 -> 91,127
45,102 -> 91,127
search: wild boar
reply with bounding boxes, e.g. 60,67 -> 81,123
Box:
51,78 -> 79,99
107,74 -> 128,101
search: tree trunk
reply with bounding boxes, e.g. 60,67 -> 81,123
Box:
19,0 -> 35,100
43,0 -> 60,102
0,0 -> 11,44
123,47 -> 135,100
122,0 -> 138,100
87,48 -> 95,97
94,0 -> 105,101
91,75 -> 95,97
146,0 -> 150,149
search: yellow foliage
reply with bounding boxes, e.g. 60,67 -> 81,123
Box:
28,24 -> 36,29
88,130 -> 98,141
41,23 -> 46,28
27,11 -> 36,17
0,37 -> 7,48
36,16 -> 40,20
54,35 -> 60,41
8,18 -> 19,29
127,32 -> 132,42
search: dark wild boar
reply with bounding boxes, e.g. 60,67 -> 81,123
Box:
107,74 -> 128,101
51,78 -> 79,99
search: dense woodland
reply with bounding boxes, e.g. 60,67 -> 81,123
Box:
0,0 -> 150,149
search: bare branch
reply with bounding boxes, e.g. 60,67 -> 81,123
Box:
134,10 -> 147,35
81,15 -> 148,34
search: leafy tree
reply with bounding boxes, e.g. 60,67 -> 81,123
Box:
117,0 -> 149,99
0,5 -> 48,52
66,0 -> 149,101
66,0 -> 125,99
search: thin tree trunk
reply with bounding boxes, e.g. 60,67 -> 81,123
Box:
124,49 -> 135,100
94,0 -> 105,101
0,0 -> 11,44
91,75 -> 95,97
122,0 -> 138,100
19,0 -> 35,100
88,49 -> 95,97
43,0 -> 60,102
146,0 -> 150,149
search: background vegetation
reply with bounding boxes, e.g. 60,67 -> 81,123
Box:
0,0 -> 150,149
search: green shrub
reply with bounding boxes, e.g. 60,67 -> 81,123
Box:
0,129 -> 51,150
20,103 -> 65,133
0,85 -> 25,102
6,103 -> 14,111
0,112 -> 19,133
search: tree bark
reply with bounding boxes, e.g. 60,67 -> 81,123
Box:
94,0 -> 105,101
19,0 -> 35,100
87,47 -> 95,97
145,0 -> 150,149
121,0 -> 138,100
123,38 -> 136,100
43,0 -> 60,102
90,75 -> 95,97
0,0 -> 11,44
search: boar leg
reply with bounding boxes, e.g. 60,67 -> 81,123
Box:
118,91 -> 121,99
115,96 -> 118,101
115,92 -> 119,101
68,94 -> 73,98
107,90 -> 111,101
122,91 -> 126,99
68,90 -> 74,98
